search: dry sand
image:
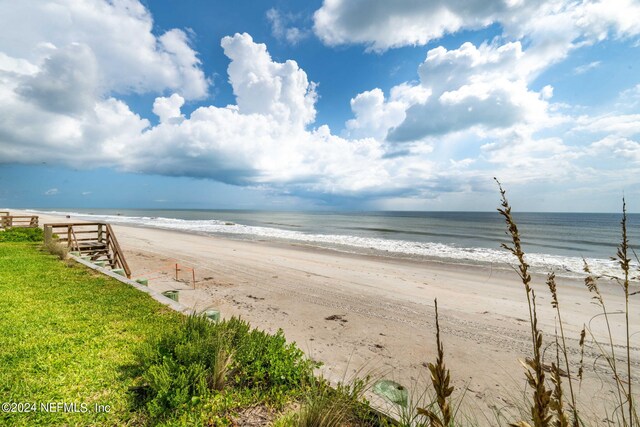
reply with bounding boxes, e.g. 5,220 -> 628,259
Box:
20,210 -> 640,424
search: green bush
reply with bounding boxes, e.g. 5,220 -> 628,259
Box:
225,319 -> 318,393
0,227 -> 43,242
135,315 -> 316,419
136,315 -> 232,417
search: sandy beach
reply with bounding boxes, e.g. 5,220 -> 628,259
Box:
19,210 -> 640,423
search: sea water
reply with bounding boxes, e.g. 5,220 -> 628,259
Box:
31,209 -> 640,278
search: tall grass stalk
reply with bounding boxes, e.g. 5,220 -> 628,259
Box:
583,260 -> 627,423
417,298 -> 454,427
617,199 -> 633,426
577,326 -> 585,387
584,201 -> 638,427
550,331 -> 569,427
546,273 -> 578,426
496,179 -> 552,427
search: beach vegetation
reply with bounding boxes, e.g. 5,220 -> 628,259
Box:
0,226 -> 43,242
133,314 -> 233,417
225,317 -> 318,394
291,376 -> 365,426
42,239 -> 69,259
416,299 -> 454,427
133,314 -> 318,421
494,180 -> 638,427
273,374 -> 393,427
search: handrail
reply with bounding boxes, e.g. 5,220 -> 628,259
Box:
69,227 -> 80,252
45,222 -> 108,227
106,224 -> 131,278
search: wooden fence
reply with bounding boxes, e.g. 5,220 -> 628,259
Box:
0,215 -> 39,228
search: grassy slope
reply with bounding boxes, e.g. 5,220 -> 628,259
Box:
0,242 -> 182,426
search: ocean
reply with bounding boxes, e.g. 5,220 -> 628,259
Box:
31,209 -> 640,278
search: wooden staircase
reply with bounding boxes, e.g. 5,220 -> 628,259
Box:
44,222 -> 131,278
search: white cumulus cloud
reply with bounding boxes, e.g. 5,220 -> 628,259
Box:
0,0 -> 209,100
589,136 -> 640,163
221,33 -> 317,127
313,0 -> 640,53
153,94 -> 185,124
346,41 -> 553,143
313,0 -> 513,51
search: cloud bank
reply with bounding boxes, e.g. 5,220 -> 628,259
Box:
0,0 -> 639,206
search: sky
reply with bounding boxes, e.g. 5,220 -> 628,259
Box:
0,0 -> 639,212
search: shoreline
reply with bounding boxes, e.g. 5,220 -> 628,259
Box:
16,207 -> 627,280
10,209 -> 640,423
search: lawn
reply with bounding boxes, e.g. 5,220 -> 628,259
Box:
0,242 -> 184,425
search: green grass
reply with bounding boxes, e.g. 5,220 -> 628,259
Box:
0,242 -> 184,425
0,242 -> 325,426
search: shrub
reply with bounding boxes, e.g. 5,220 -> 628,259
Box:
135,315 -> 316,419
135,315 -> 232,417
0,227 -> 43,242
222,318 -> 318,394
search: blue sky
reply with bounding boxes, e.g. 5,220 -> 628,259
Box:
0,0 -> 639,211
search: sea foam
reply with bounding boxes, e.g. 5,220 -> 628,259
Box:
33,210 -> 628,279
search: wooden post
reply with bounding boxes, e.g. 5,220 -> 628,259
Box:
192,269 -> 196,289
175,263 -> 179,281
97,224 -> 103,243
67,227 -> 72,248
44,225 -> 52,244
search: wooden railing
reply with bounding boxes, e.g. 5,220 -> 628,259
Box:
0,215 -> 39,228
0,211 -> 9,216
44,222 -> 131,278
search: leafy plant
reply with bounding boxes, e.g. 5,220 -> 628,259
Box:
135,314 -> 233,417
0,226 -> 43,242
135,315 -> 317,419
222,318 -> 318,395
